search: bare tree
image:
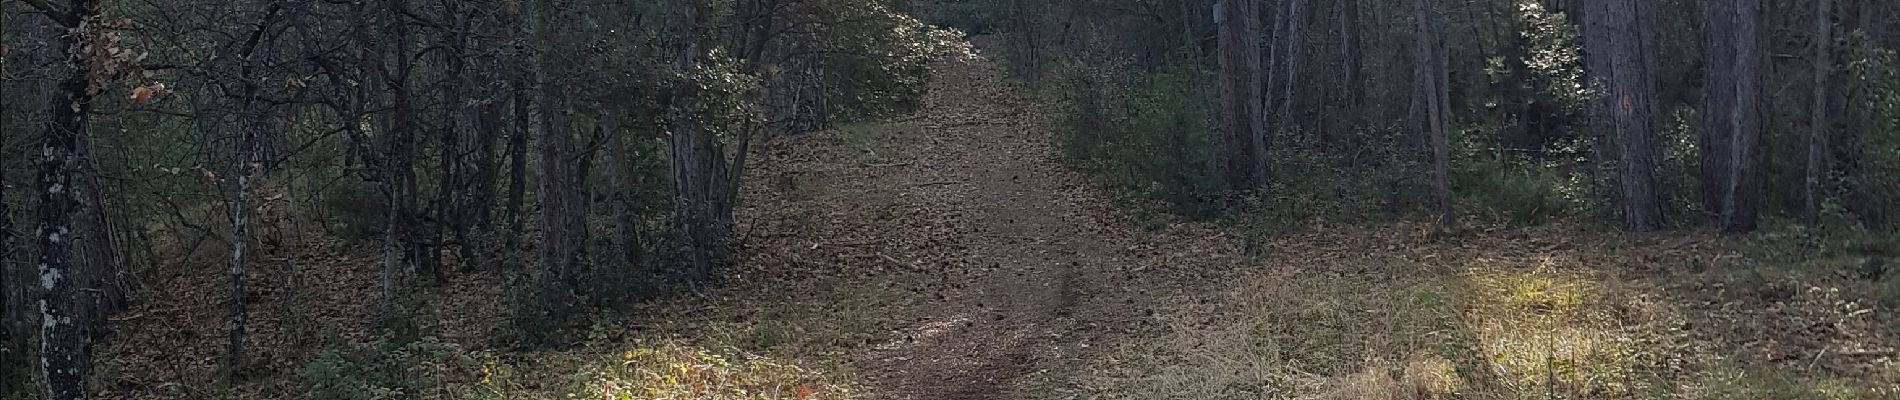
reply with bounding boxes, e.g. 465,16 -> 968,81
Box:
15,0 -> 105,397
225,0 -> 284,375
1275,0 -> 1305,129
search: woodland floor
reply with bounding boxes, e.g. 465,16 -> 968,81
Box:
93,44 -> 1900,399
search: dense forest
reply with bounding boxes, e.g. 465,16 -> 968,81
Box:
2,0 -> 1899,398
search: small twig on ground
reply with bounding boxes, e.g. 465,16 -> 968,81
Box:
916,180 -> 964,187
879,253 -> 922,270
812,240 -> 878,250
867,161 -> 914,168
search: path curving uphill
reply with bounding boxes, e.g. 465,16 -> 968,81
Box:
853,50 -> 1245,400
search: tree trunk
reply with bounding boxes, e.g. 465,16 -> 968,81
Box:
502,0 -> 540,275
1699,0 -> 1765,233
380,0 -> 419,321
1414,0 -> 1455,231
602,117 -> 639,269
4,4 -> 57,385
467,1 -> 504,252
1805,0 -> 1831,226
227,1 -> 281,374
536,93 -> 582,283
503,81 -> 529,270
1581,0 -> 1666,232
1278,0 -> 1305,132
38,1 -> 103,397
669,0 -> 730,280
1218,0 -> 1267,195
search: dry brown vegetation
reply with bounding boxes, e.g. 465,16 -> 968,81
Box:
1073,222 -> 1900,399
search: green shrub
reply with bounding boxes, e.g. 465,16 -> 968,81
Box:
318,179 -> 388,240
824,3 -> 969,121
1454,150 -> 1573,226
302,331 -> 473,400
1047,59 -> 1223,218
1267,125 -> 1430,224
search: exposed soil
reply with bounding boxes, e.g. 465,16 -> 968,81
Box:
843,53 -> 1244,400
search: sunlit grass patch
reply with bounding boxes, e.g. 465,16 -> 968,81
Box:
1460,260 -> 1689,398
478,341 -> 860,400
1683,365 -> 1900,400
1322,356 -> 1464,400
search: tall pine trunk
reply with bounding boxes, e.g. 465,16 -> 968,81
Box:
535,93 -> 582,283
1413,0 -> 1454,231
1699,0 -> 1765,233
1582,0 -> 1666,232
1218,0 -> 1267,195
1805,0 -> 1832,226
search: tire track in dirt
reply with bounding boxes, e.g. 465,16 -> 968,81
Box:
858,51 -> 1245,400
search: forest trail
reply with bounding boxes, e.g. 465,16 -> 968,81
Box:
841,51 -> 1243,399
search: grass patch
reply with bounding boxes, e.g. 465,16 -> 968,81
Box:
1076,225 -> 1900,400
475,341 -> 859,399
839,121 -> 922,169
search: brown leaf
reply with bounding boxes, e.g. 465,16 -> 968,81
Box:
130,86 -> 154,104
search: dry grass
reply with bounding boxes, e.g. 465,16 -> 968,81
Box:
475,341 -> 861,400
1074,223 -> 1900,400
1321,357 -> 1464,400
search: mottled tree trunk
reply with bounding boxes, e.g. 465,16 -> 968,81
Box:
4,5 -> 57,384
1699,0 -> 1765,233
1581,0 -> 1666,232
227,1 -> 281,375
37,1 -> 103,398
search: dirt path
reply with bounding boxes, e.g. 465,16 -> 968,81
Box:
852,52 -> 1243,400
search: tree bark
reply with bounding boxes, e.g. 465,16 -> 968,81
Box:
1699,0 -> 1765,234
4,3 -> 57,384
38,1 -> 103,397
379,0 -> 419,322
1218,0 -> 1267,195
668,0 -> 730,280
602,116 -> 639,270
227,1 -> 282,375
1805,0 -> 1831,226
1277,0 -> 1305,132
501,0 -> 532,271
1581,0 -> 1666,232
1413,0 -> 1454,231
536,93 -> 582,283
